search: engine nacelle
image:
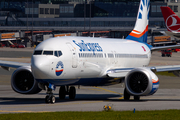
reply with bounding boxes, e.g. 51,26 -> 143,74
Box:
125,67 -> 159,96
11,66 -> 41,94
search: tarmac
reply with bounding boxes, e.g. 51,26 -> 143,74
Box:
0,47 -> 180,113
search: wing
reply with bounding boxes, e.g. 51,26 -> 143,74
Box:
150,31 -> 180,51
150,65 -> 180,72
106,65 -> 180,78
165,31 -> 180,38
160,31 -> 180,39
151,45 -> 180,51
107,68 -> 133,78
0,60 -> 30,71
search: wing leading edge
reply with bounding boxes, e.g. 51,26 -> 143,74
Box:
0,60 -> 30,70
151,65 -> 180,72
151,45 -> 180,51
107,65 -> 180,78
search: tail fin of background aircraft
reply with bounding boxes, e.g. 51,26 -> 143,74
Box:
161,6 -> 180,33
126,0 -> 150,43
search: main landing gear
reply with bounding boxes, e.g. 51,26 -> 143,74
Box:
59,86 -> 76,100
123,88 -> 140,101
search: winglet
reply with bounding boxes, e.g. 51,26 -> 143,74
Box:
126,0 -> 150,43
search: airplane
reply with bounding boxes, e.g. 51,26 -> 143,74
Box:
1,0 -> 180,104
161,6 -> 180,39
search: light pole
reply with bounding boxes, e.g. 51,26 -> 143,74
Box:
89,0 -> 91,37
26,0 -> 29,30
84,0 -> 86,31
32,0 -> 34,46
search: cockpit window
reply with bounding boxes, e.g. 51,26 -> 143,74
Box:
43,51 -> 53,55
33,50 -> 42,55
58,51 -> 62,56
54,51 -> 58,57
54,51 -> 63,57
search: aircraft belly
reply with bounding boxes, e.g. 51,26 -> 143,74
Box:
36,78 -> 79,85
36,77 -> 122,86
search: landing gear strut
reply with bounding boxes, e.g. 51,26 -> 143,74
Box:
124,88 -> 130,100
44,83 -> 56,104
134,96 -> 140,101
69,86 -> 76,99
59,86 -> 66,99
123,88 -> 140,101
45,88 -> 56,104
59,86 -> 76,100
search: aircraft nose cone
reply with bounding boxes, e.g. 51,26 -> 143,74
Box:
31,56 -> 50,79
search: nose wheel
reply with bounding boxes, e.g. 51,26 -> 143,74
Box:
45,84 -> 56,104
45,94 -> 55,104
59,86 -> 76,100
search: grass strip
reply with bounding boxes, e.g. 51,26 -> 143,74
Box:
156,71 -> 176,77
0,110 -> 180,120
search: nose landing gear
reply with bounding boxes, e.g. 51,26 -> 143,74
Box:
45,83 -> 56,104
45,89 -> 55,103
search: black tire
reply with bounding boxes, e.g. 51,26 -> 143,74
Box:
134,96 -> 140,101
45,95 -> 50,103
50,96 -> 56,104
59,86 -> 66,99
124,88 -> 130,100
69,86 -> 76,99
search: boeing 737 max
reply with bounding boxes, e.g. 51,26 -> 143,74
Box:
1,0 -> 180,103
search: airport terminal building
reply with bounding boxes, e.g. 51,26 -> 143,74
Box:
0,0 -> 180,38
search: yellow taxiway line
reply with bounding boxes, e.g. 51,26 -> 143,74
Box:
94,87 -> 124,99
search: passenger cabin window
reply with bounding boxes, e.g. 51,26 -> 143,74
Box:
54,51 -> 63,57
33,50 -> 42,55
43,51 -> 53,55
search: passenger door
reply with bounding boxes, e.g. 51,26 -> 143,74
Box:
66,42 -> 78,68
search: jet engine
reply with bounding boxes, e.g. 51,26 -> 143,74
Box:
125,68 -> 159,96
11,66 -> 41,94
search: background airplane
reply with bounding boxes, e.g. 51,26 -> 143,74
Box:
1,0 -> 180,104
161,6 -> 180,39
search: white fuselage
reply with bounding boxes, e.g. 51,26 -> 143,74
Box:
31,36 -> 151,86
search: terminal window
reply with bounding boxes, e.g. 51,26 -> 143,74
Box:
40,8 -> 44,14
